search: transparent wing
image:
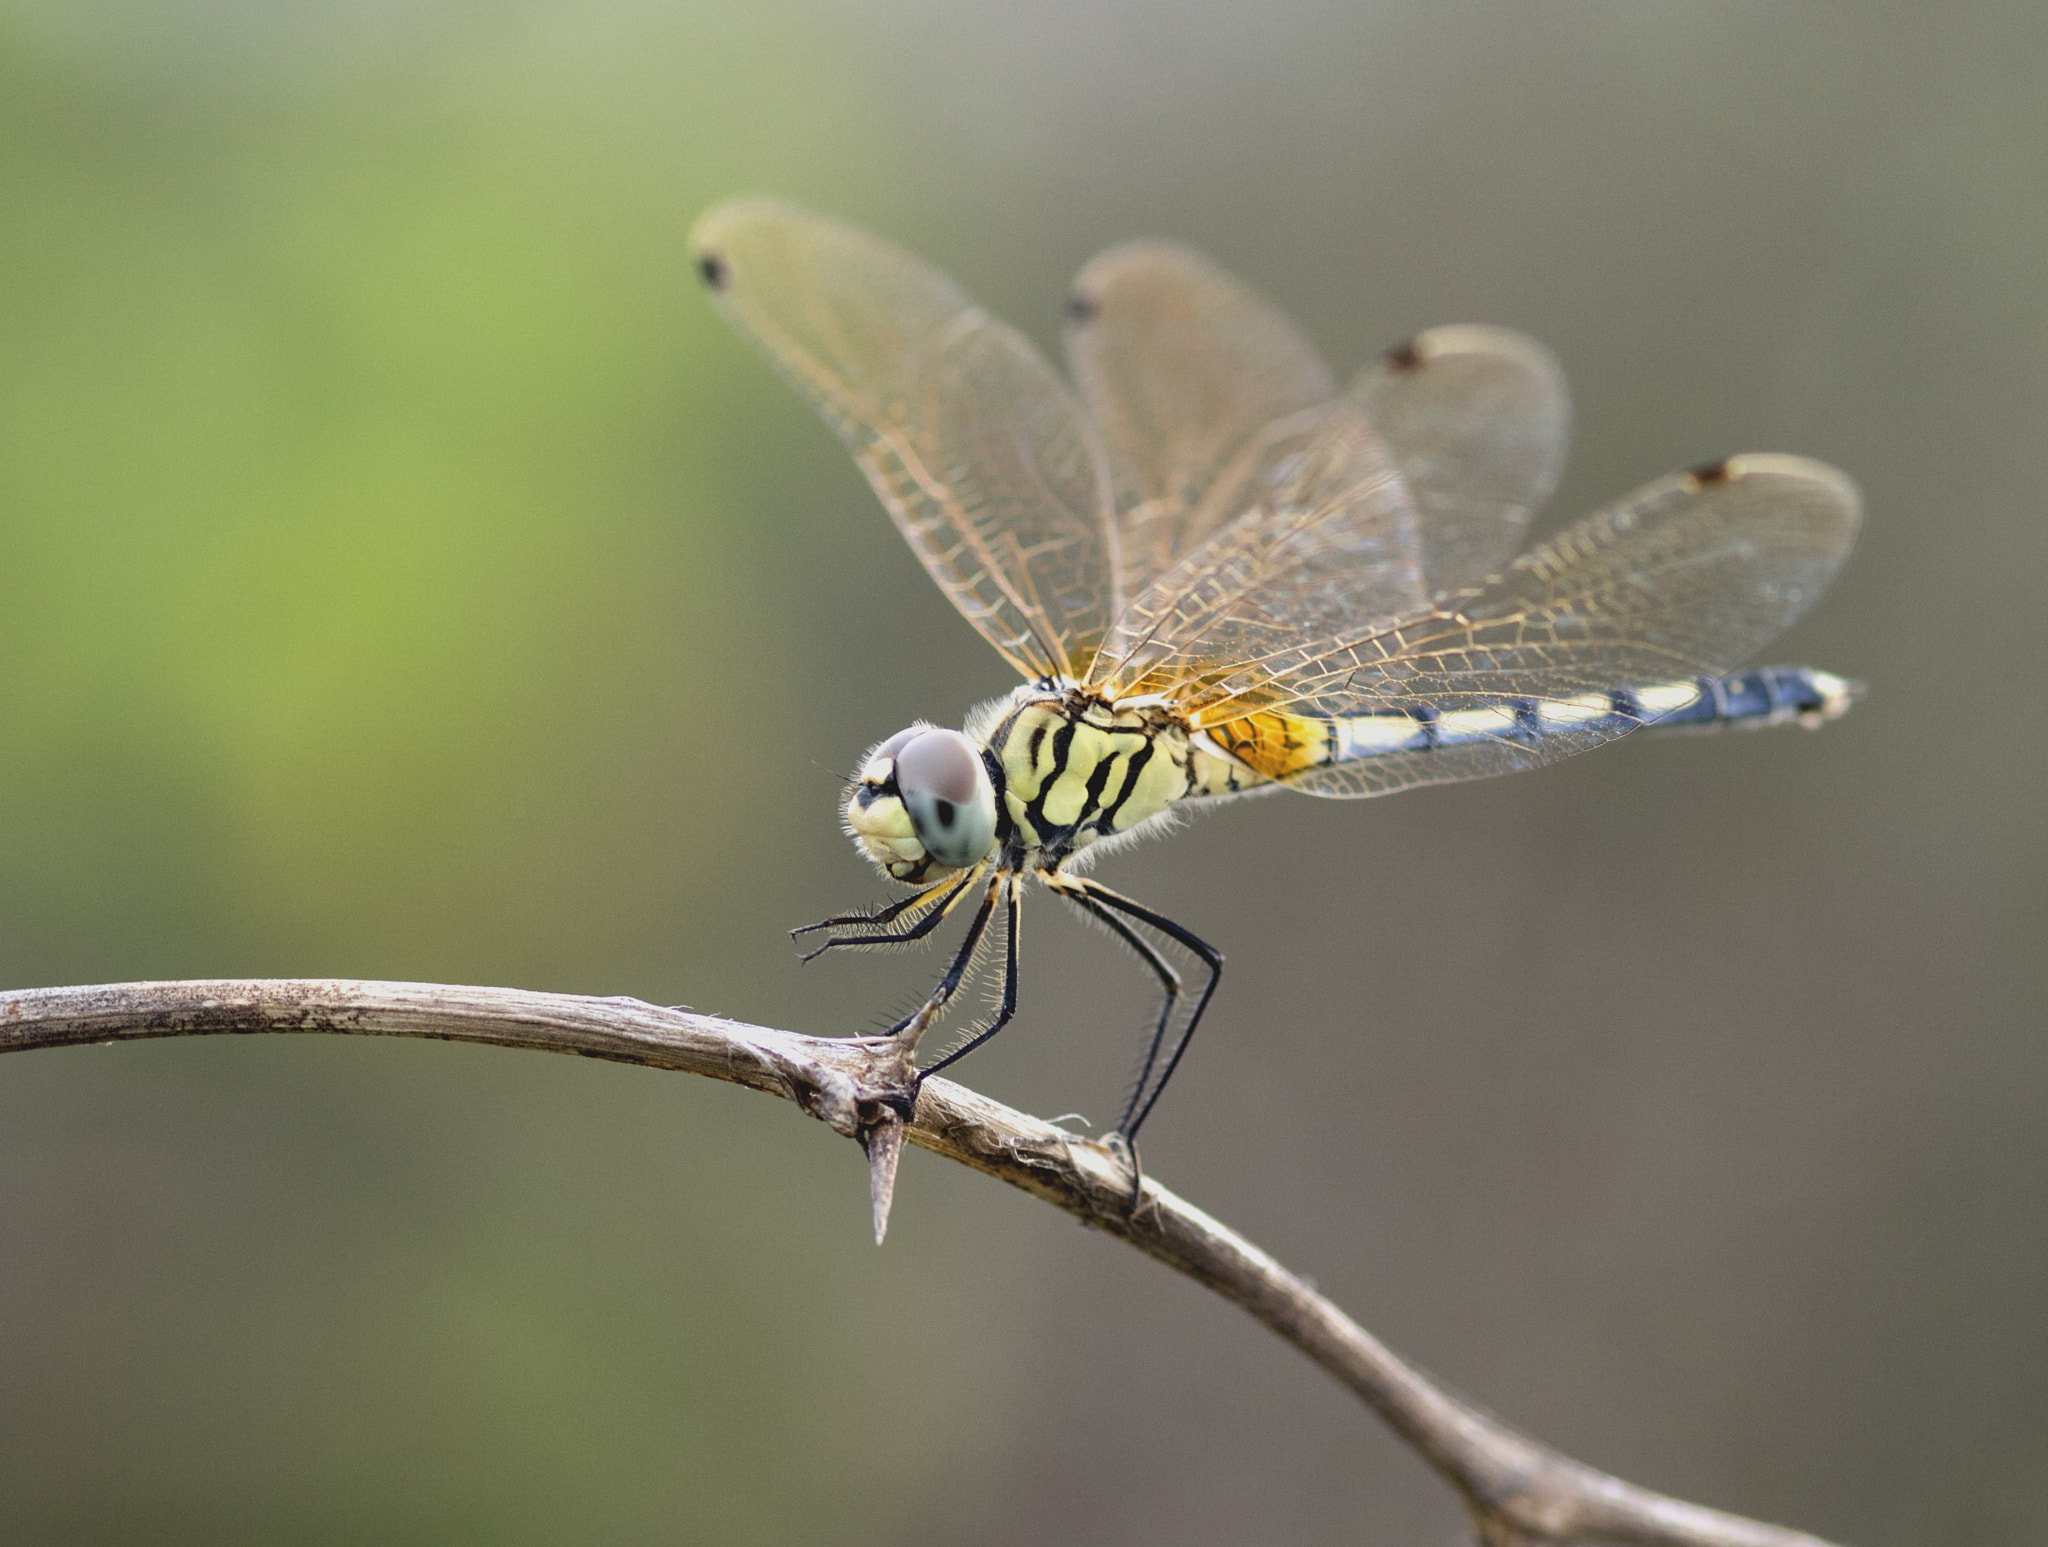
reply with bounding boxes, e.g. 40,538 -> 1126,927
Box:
1062,241 -> 1338,596
1351,324 -> 1571,598
1063,249 -> 1571,694
1084,398 -> 1433,696
1195,454 -> 1862,797
692,199 -> 1115,682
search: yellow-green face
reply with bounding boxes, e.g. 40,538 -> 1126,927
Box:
845,777 -> 933,882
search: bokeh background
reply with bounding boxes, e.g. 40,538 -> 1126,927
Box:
1,2 -> 2043,1542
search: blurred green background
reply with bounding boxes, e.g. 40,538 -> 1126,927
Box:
2,2 -> 2044,1542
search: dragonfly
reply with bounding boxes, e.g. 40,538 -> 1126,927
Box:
692,198 -> 1860,1145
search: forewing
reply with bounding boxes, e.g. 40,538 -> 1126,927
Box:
692,199 -> 1114,681
1086,399 -> 1431,696
1063,242 -> 1337,595
1205,454 -> 1862,797
1351,324 -> 1570,598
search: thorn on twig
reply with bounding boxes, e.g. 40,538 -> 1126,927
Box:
835,1031 -> 919,1245
860,1108 -> 905,1245
844,993 -> 944,1243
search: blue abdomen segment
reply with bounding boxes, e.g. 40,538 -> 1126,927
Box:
1637,666 -> 1859,733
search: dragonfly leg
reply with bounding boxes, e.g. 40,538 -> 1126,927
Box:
792,868 -> 981,962
1047,875 -> 1184,1133
792,885 -> 936,936
914,874 -> 1024,1078
882,870 -> 1005,1049
1053,874 -> 1222,1143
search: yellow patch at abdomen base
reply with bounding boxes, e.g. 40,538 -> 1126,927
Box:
1202,710 -> 1336,780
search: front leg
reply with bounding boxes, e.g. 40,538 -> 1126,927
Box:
883,870 -> 1005,1045
913,873 -> 1023,1077
791,866 -> 983,962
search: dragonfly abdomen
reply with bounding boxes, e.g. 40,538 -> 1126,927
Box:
1194,665 -> 1855,790
1329,666 -> 1856,762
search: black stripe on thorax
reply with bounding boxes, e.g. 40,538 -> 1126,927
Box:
981,744 -> 1014,849
986,700 -> 1035,750
1049,713 -> 1078,774
1080,736 -> 1123,810
1025,719 -> 1048,772
1019,714 -> 1081,841
1095,736 -> 1157,831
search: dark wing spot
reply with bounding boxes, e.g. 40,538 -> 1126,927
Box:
1385,338 -> 1423,371
697,250 -> 728,291
1064,290 -> 1098,324
1688,458 -> 1734,486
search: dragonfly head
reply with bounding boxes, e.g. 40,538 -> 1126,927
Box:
845,725 -> 999,883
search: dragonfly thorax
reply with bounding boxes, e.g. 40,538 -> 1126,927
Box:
974,684 -> 1206,869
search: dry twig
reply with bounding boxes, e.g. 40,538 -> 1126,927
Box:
1,979 -> 1844,1547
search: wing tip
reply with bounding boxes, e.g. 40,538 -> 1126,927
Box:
1685,452 -> 1864,519
690,194 -> 785,252
1064,243 -> 1187,336
1069,238 -> 1219,290
689,196 -> 863,296
689,198 -> 791,295
1062,239 -> 1294,343
1385,322 -> 1562,379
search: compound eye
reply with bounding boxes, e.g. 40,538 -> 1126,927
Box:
873,727 -> 920,764
859,725 -> 924,783
894,729 -> 996,869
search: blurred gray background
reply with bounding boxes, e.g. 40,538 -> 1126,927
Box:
1,2 -> 2043,1542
